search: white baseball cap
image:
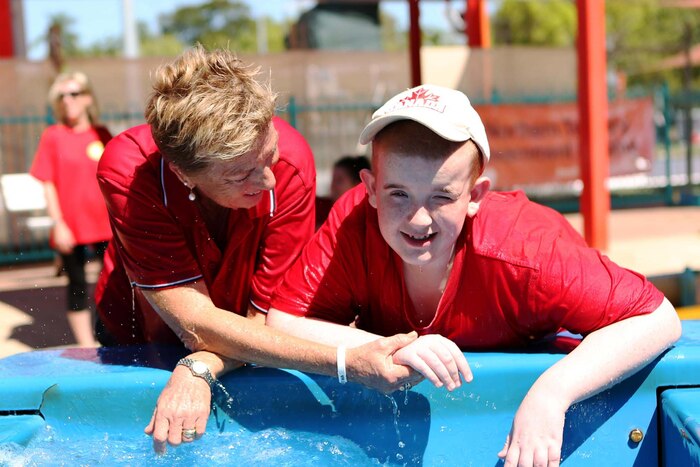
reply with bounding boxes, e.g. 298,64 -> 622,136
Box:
359,84 -> 490,162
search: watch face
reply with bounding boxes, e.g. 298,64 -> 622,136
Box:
191,361 -> 208,375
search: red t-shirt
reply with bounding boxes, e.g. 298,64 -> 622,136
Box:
95,117 -> 316,344
30,124 -> 113,244
272,186 -> 664,349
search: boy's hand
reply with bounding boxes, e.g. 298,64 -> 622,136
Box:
391,334 -> 472,391
346,332 -> 424,393
145,366 -> 211,454
498,389 -> 566,467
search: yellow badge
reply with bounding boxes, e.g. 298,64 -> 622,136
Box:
86,140 -> 105,161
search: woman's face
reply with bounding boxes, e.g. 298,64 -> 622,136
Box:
55,79 -> 92,126
184,122 -> 280,210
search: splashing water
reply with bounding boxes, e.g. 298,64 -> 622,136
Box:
0,423 -> 385,467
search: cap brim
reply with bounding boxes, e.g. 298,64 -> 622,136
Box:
359,113 -> 473,145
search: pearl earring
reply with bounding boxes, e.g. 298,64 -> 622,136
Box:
184,182 -> 196,201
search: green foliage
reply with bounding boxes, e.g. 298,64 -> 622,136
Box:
492,0 -> 700,91
138,21 -> 186,57
262,18 -> 289,53
35,14 -> 81,58
607,0 -> 700,89
492,0 -> 577,46
158,0 -> 258,52
380,10 -> 406,52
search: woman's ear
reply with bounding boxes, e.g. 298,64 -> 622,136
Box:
467,176 -> 491,218
169,162 -> 191,187
359,168 -> 377,208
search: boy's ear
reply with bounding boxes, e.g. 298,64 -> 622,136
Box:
467,176 -> 491,218
359,168 -> 377,208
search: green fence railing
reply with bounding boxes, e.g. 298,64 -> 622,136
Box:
1,86 -> 696,266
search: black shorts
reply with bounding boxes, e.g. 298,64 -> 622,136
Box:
60,241 -> 108,311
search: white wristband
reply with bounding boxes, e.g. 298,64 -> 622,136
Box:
337,345 -> 347,384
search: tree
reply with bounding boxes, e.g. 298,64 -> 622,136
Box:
380,10 -> 406,52
29,14 -> 82,65
492,0 -> 700,90
158,0 -> 258,52
137,22 -> 186,57
492,0 -> 577,47
606,0 -> 700,89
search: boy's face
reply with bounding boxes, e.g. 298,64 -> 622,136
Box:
362,125 -> 488,268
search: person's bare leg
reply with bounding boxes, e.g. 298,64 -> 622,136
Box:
66,309 -> 99,347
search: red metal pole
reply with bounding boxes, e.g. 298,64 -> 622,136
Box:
465,0 -> 491,48
409,0 -> 422,86
577,0 -> 609,250
0,0 -> 14,57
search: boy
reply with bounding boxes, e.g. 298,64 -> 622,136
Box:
267,84 -> 681,466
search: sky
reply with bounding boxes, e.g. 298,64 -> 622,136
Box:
21,0 -> 462,60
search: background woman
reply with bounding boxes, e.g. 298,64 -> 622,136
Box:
30,71 -> 112,347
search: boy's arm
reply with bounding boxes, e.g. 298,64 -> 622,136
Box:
499,298 -> 681,466
267,307 -> 469,390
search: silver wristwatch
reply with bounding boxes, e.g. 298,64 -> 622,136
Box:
177,358 -> 215,387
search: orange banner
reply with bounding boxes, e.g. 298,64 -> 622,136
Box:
476,97 -> 656,189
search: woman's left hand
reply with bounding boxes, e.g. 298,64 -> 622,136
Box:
144,365 -> 211,454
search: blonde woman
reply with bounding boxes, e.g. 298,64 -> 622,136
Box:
93,47 -> 420,452
30,71 -> 112,347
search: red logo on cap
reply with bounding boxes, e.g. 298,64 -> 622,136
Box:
396,87 -> 446,113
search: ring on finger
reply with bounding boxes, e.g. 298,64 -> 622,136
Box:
182,428 -> 197,440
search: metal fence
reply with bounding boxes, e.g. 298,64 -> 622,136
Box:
0,88 -> 696,266
0,99 -> 380,265
0,109 -> 145,265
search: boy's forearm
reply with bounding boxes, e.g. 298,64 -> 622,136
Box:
528,298 -> 681,407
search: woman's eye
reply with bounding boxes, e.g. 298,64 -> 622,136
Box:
232,173 -> 251,183
389,191 -> 407,198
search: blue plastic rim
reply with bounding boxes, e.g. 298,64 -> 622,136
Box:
1,322 -> 700,465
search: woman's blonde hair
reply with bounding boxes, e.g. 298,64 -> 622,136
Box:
48,71 -> 99,125
145,46 -> 277,173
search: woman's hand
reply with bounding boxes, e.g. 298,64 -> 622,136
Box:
144,365 -> 212,454
52,220 -> 75,254
392,334 -> 472,390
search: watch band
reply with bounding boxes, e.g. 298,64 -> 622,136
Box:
177,357 -> 215,387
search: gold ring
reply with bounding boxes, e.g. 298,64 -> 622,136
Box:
182,428 -> 196,440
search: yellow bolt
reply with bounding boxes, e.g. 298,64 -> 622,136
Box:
629,428 -> 644,443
